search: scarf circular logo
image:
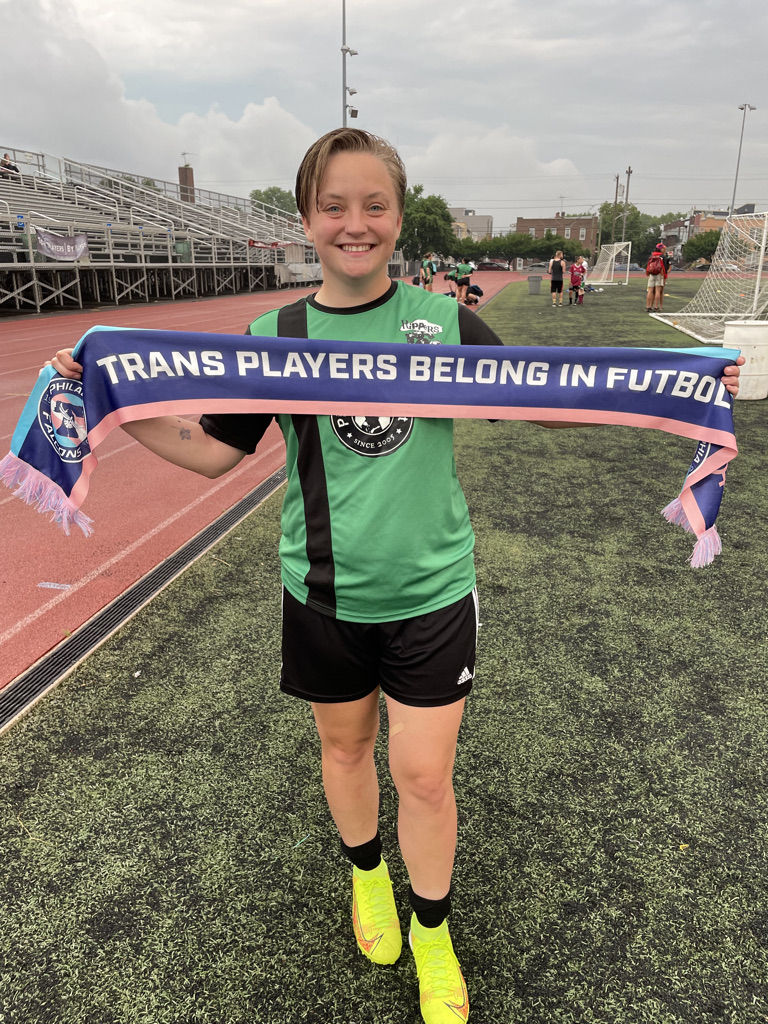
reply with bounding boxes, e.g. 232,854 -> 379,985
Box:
330,415 -> 413,456
37,377 -> 90,462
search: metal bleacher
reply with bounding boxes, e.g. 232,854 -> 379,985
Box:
1,146 -> 387,314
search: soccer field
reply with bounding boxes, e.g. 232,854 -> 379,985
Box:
3,279 -> 767,1024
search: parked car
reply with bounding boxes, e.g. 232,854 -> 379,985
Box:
624,263 -> 643,272
527,262 -> 548,270
475,260 -> 508,271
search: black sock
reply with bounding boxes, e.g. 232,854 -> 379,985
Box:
340,831 -> 382,871
409,885 -> 451,929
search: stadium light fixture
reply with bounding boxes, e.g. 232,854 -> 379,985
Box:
341,1 -> 359,127
730,103 -> 757,217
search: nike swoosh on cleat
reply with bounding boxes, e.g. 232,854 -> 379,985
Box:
353,904 -> 382,953
444,979 -> 469,1019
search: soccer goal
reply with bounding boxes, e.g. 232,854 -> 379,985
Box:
588,242 -> 632,286
652,212 -> 768,343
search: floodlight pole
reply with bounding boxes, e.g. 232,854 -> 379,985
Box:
341,1 -> 358,127
730,103 -> 756,217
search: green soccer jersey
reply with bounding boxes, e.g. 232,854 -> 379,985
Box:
456,263 -> 473,278
202,280 -> 503,623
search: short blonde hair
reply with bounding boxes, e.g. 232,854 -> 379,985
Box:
295,128 -> 407,219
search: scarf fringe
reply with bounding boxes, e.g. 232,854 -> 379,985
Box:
688,525 -> 722,568
0,452 -> 93,537
661,497 -> 722,566
661,496 -> 694,533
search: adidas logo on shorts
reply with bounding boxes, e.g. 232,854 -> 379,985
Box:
456,667 -> 473,686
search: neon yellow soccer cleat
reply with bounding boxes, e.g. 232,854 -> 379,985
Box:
351,858 -> 402,965
409,914 -> 469,1023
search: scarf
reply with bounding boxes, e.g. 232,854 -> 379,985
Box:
1,327 -> 739,567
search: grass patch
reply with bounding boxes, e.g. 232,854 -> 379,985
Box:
2,279 -> 767,1023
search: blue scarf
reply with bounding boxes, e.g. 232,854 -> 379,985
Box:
2,327 -> 739,567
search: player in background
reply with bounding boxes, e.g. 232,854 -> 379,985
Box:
454,259 -> 473,304
420,252 -> 435,292
548,250 -> 566,307
568,259 -> 585,305
645,243 -> 668,313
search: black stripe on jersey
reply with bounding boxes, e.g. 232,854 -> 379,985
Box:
277,300 -> 337,617
456,302 -> 505,346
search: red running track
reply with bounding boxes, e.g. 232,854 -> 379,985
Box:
0,273 -> 515,689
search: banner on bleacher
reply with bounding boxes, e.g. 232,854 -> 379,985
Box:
35,227 -> 89,262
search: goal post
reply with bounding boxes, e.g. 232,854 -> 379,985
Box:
653,212 -> 768,343
588,242 -> 632,286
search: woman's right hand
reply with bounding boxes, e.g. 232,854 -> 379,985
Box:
44,348 -> 83,380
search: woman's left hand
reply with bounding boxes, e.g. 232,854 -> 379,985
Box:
722,355 -> 746,397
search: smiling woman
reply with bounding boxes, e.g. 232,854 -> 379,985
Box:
41,126 -> 506,1024
293,129 -> 407,308
299,152 -> 403,307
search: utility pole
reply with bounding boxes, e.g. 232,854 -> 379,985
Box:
621,166 -> 632,242
611,174 -> 620,243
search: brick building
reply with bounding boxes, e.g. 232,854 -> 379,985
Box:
515,212 -> 598,254
659,205 -> 754,259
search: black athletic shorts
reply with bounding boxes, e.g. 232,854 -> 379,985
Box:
550,280 -> 563,293
280,587 -> 478,708
456,276 -> 471,287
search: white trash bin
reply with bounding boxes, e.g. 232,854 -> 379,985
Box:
722,321 -> 768,400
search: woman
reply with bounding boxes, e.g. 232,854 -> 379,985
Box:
47,129 -> 744,1024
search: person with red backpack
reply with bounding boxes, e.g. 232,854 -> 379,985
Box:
645,243 -> 668,313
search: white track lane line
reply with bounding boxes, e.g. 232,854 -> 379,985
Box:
0,439 -> 138,505
0,439 -> 284,646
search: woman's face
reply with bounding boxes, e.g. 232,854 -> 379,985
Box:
302,151 -> 402,300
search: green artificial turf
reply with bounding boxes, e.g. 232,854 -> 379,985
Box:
1,280 -> 767,1023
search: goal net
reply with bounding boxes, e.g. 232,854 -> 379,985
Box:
652,212 -> 768,343
588,242 -> 632,286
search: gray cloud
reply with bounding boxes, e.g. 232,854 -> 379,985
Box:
3,0 -> 765,227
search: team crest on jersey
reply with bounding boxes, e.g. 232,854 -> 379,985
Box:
37,377 -> 90,463
400,318 -> 443,345
330,415 -> 414,457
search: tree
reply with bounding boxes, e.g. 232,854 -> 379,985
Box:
596,201 -> 660,263
398,185 -> 456,262
596,204 -> 688,263
250,186 -> 298,217
682,229 -> 722,265
529,231 -> 586,262
480,233 -> 535,262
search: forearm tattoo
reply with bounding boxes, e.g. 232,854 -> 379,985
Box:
179,427 -> 192,441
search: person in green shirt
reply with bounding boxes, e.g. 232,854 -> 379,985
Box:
45,128 -> 745,1024
455,261 -> 473,304
420,251 -> 435,291
48,127 -> 491,1024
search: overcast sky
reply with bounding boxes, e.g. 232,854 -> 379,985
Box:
3,0 -> 766,231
